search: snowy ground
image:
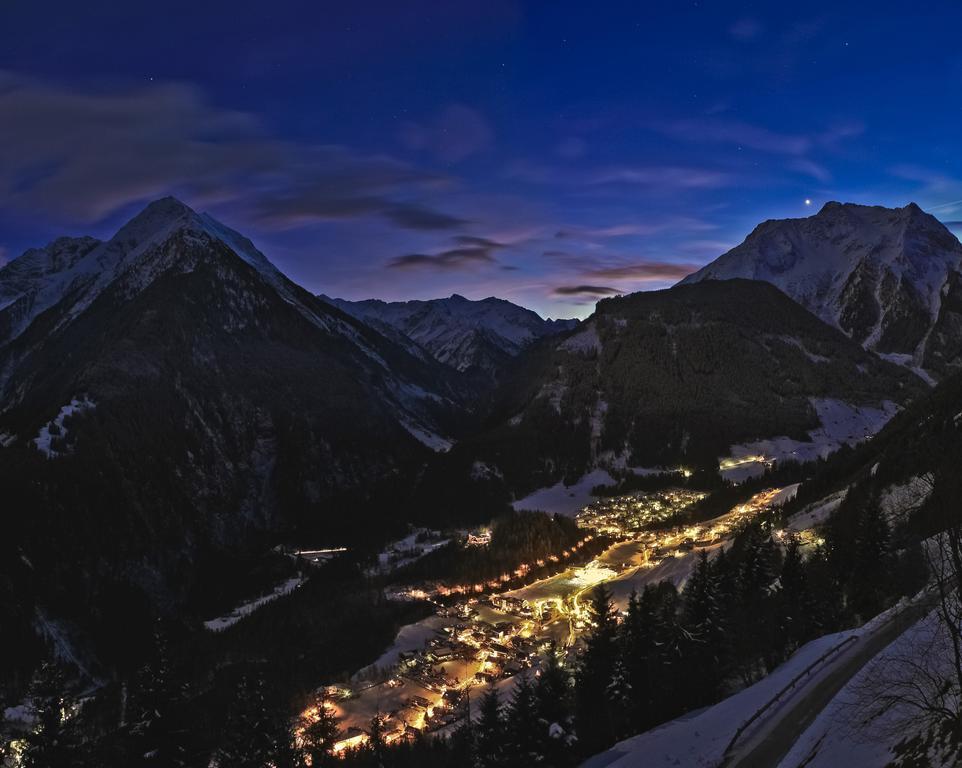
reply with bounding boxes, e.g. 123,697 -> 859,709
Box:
583,595 -> 922,768
605,543 -> 727,611
785,489 -> 846,532
367,530 -> 451,576
354,615 -> 454,680
512,469 -> 617,517
583,630 -> 861,768
777,608 -> 949,767
512,465 -> 678,517
203,576 -> 305,632
721,398 -> 898,481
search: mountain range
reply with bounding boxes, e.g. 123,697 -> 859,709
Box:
1,196 -> 959,686
321,294 -> 577,376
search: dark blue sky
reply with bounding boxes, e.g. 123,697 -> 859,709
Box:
2,1 -> 962,317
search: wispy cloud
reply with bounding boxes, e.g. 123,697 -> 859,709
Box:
552,285 -> 621,297
0,71 -> 463,234
584,261 -> 700,282
504,161 -> 731,190
653,117 -> 812,155
387,235 -> 507,270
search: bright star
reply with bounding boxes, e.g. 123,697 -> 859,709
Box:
805,199 -> 812,206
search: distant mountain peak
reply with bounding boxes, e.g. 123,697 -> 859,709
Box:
324,294 -> 579,374
682,201 -> 962,378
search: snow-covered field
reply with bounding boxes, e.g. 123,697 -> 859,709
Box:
203,576 -> 305,632
512,469 -> 617,517
721,398 -> 898,481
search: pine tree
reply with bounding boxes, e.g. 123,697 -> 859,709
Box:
367,712 -> 386,767
475,683 -> 503,768
731,522 -> 781,682
849,503 -> 893,620
299,695 -> 340,767
574,584 -> 618,754
536,643 -> 573,768
777,535 -> 814,652
605,657 -> 632,740
129,621 -> 187,766
21,663 -> 78,768
681,550 -> 726,706
504,670 -> 544,767
650,581 -> 685,718
535,642 -> 570,730
216,670 -> 295,768
449,692 -> 476,768
621,588 -> 656,730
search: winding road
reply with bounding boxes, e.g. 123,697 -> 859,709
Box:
723,598 -> 935,768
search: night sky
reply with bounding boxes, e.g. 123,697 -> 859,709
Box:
2,1 -> 962,318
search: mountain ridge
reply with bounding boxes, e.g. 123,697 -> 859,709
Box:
322,293 -> 578,375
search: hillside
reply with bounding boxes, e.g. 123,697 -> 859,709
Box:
0,198 -> 478,676
435,279 -> 924,500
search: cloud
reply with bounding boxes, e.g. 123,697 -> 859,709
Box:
400,104 -> 493,163
388,246 -> 499,271
788,158 -> 832,182
552,285 -> 621,297
382,204 -> 468,230
505,161 -> 731,190
555,217 -> 717,241
453,235 -> 505,248
654,117 -> 812,156
585,261 -> 700,282
0,71 -> 461,232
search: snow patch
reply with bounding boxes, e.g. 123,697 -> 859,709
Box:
786,489 -> 847,532
878,475 -> 933,523
203,576 -> 305,632
512,469 -> 616,517
398,418 -> 452,452
558,322 -> 601,354
33,396 -> 95,457
721,399 -> 898,481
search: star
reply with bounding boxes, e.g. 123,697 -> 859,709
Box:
805,199 -> 812,206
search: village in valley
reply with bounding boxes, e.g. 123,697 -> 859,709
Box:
303,482 -> 812,752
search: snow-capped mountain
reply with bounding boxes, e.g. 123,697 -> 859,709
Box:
0,198 -> 466,449
680,202 -> 962,378
0,198 -> 489,651
322,294 -> 578,375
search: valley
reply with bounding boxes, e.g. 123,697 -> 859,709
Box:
306,483 -> 801,752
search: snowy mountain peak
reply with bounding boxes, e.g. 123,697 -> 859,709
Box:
0,197 -> 294,349
681,202 -> 962,377
324,294 -> 579,373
